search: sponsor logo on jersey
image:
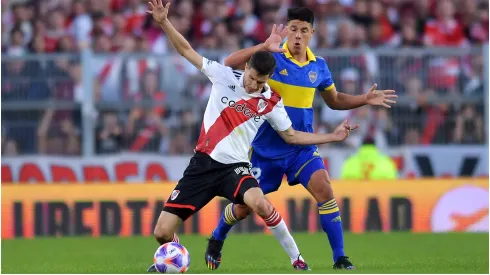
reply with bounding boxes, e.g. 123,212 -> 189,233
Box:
228,85 -> 235,92
279,69 -> 288,76
221,97 -> 262,122
170,190 -> 180,200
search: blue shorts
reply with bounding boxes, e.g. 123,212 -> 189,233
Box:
249,146 -> 326,195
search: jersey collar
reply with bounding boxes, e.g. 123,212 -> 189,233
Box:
282,42 -> 316,67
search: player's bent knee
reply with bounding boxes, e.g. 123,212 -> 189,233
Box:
234,204 -> 253,220
252,197 -> 273,218
154,227 -> 173,244
307,169 -> 334,202
242,187 -> 272,217
154,211 -> 182,244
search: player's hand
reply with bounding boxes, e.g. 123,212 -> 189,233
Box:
332,119 -> 359,142
365,83 -> 397,108
147,0 -> 170,25
263,24 -> 288,53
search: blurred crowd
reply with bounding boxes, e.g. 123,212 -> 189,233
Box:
1,0 -> 488,156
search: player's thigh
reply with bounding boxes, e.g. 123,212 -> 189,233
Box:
286,146 -> 326,188
250,149 -> 285,194
163,156 -> 218,221
218,163 -> 260,205
219,166 -> 273,217
154,210 -> 182,238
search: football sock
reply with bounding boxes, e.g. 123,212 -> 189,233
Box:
172,233 -> 179,243
212,203 -> 238,241
318,198 -> 345,262
263,209 -> 303,264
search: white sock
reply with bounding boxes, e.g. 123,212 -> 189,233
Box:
263,209 -> 304,264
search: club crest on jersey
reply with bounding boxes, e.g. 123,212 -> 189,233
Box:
308,71 -> 317,83
170,190 -> 180,200
258,99 -> 268,113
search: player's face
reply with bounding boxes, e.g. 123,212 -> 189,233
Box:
287,20 -> 314,55
243,66 -> 270,94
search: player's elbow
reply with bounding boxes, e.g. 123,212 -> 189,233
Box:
326,101 -> 340,110
223,56 -> 233,67
283,134 -> 298,145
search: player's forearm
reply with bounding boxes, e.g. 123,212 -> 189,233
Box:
329,92 -> 368,110
159,19 -> 192,56
283,131 -> 337,145
224,43 -> 267,69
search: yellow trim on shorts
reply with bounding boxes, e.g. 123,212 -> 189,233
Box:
294,158 -> 317,179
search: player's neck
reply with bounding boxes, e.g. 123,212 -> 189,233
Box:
292,51 -> 308,63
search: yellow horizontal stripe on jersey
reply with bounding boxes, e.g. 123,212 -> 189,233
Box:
268,79 -> 315,109
323,83 -> 336,92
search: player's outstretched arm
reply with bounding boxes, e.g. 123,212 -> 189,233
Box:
267,97 -> 357,145
322,83 -> 397,110
147,0 -> 202,69
224,24 -> 288,70
278,120 -> 358,145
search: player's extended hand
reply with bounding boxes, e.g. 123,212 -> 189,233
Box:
332,119 -> 359,142
147,0 -> 170,25
365,83 -> 397,108
263,24 -> 288,53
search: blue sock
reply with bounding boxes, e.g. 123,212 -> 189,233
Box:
212,203 -> 239,241
318,199 -> 345,262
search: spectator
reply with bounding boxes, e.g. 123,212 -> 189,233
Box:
453,104 -> 484,144
168,130 -> 194,155
92,34 -> 123,102
96,112 -> 124,154
403,128 -> 421,145
126,108 -> 167,153
350,0 -> 373,27
45,9 -> 69,52
38,109 -> 80,155
69,0 -> 93,45
3,140 -> 19,156
368,0 -> 395,43
126,70 -> 168,152
7,26 -> 26,55
236,0 -> 259,37
346,106 -> 389,149
463,54 -> 485,95
0,0 -> 487,156
335,19 -> 356,48
124,0 -> 147,34
340,137 -> 398,180
424,0 -> 467,47
11,2 -> 34,46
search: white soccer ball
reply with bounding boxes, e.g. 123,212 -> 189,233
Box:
153,242 -> 191,273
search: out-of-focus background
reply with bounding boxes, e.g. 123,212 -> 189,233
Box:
0,0 -> 489,272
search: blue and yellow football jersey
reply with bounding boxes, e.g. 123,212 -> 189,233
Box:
252,42 -> 335,159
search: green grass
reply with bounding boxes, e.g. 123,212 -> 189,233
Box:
2,233 -> 488,273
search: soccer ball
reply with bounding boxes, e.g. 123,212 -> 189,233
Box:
153,242 -> 191,273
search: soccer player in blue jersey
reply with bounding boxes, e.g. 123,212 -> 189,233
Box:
205,7 -> 397,270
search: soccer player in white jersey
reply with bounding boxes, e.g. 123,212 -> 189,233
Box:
145,0 -> 358,271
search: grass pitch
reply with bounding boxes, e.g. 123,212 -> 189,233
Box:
2,233 -> 488,273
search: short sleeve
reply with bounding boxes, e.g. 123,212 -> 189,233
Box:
318,62 -> 335,92
266,99 -> 292,132
201,57 -> 230,83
